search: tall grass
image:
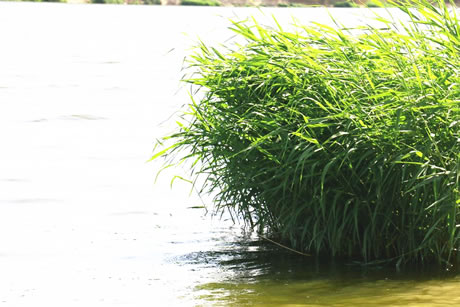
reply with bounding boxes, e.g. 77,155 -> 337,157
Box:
153,0 -> 460,266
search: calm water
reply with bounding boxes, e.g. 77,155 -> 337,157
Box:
0,2 -> 459,306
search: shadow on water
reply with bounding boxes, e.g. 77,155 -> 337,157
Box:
176,234 -> 460,306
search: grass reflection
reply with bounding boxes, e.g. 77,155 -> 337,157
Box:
188,239 -> 460,306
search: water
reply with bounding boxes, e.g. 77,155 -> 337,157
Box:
0,2 -> 459,306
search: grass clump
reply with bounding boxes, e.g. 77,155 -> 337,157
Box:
153,0 -> 460,266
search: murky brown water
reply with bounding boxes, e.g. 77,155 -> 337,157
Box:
0,3 -> 459,306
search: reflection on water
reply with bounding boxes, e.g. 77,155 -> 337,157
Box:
191,239 -> 460,306
0,2 -> 459,306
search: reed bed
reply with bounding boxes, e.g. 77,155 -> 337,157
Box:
153,0 -> 459,265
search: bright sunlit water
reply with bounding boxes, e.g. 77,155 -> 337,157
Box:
0,2 -> 459,306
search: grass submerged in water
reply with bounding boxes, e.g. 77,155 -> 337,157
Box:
153,0 -> 460,266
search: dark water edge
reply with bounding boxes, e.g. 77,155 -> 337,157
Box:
172,230 -> 460,306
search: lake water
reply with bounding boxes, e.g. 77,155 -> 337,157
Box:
0,2 -> 459,306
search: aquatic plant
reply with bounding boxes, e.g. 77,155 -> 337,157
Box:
153,0 -> 460,266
